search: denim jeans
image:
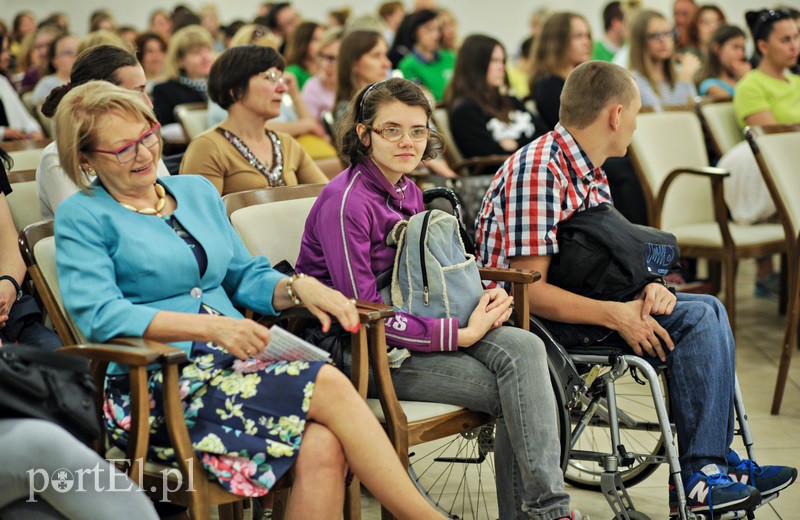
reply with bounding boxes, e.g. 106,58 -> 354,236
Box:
648,293 -> 736,483
345,325 -> 569,520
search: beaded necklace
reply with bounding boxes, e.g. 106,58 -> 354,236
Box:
218,128 -> 286,187
118,182 -> 167,215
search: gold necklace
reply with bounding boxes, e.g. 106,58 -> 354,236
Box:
119,183 -> 167,215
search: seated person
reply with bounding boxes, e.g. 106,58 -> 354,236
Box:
446,34 -> 545,159
475,60 -> 797,517
37,45 -> 170,220
529,12 -> 593,130
0,150 -> 60,350
52,80 -> 444,519
628,10 -> 700,110
683,4 -> 726,59
181,45 -> 328,195
301,27 -> 343,123
0,419 -> 157,519
296,77 -> 578,520
397,9 -> 456,103
31,33 -> 78,107
152,26 -> 215,138
696,25 -> 750,100
285,21 -> 324,90
0,33 -> 43,141
724,9 -> 800,295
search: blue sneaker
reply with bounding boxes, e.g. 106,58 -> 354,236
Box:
669,464 -> 760,517
727,449 -> 798,497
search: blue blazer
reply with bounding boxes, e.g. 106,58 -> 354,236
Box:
55,175 -> 284,372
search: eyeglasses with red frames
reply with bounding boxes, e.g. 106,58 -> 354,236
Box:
85,123 -> 161,164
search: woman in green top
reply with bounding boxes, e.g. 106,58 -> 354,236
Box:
285,21 -> 323,90
397,9 -> 456,102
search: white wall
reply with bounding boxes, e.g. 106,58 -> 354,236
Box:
6,0 -> 800,53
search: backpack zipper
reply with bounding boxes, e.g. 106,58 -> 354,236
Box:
420,211 -> 431,305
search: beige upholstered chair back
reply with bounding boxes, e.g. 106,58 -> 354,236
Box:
174,103 -> 210,140
230,197 -> 317,266
431,107 -> 464,167
631,111 -> 713,229
33,237 -> 87,344
7,181 -> 43,232
752,129 -> 800,235
699,101 -> 741,156
8,148 -> 43,171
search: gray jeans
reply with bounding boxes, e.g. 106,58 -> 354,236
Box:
0,419 -> 158,520
347,325 -> 569,520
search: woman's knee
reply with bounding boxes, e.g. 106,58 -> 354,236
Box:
489,327 -> 548,369
296,423 -> 346,476
309,365 -> 358,416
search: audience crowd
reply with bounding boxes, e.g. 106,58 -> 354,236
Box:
0,1 -> 799,519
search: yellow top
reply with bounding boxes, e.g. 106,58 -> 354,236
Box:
733,70 -> 800,129
179,126 -> 328,196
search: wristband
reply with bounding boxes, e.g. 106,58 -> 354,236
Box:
286,273 -> 307,306
0,275 -> 22,302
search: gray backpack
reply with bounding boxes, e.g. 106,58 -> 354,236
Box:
383,209 -> 484,324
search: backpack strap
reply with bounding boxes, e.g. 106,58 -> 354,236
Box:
387,219 -> 408,307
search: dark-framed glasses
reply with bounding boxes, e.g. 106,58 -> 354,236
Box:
370,125 -> 430,142
646,30 -> 674,41
85,123 -> 161,164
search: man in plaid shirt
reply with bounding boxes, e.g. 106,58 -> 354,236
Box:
476,61 -> 797,516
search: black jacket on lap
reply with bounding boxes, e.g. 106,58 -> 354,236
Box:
152,80 -> 206,126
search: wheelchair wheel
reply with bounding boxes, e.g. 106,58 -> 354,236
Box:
565,367 -> 670,490
408,363 -> 571,519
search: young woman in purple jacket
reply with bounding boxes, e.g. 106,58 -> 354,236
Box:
296,78 -> 579,520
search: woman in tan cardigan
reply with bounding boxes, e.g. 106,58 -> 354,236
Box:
180,45 -> 328,195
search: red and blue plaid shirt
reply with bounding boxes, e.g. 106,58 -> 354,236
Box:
476,123 -> 613,273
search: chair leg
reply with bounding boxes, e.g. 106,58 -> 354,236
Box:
708,260 -> 723,295
272,488 -> 290,520
772,262 -> 800,414
723,256 -> 737,334
780,253 -> 788,316
217,503 -> 240,520
344,479 -> 362,520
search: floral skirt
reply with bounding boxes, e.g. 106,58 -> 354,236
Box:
104,338 -> 325,497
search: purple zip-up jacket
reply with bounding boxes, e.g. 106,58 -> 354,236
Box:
296,159 -> 459,352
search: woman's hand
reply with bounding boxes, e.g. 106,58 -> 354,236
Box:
677,53 -> 702,83
458,293 -> 514,347
283,71 -> 301,98
291,276 -> 361,333
209,316 -> 272,360
731,59 -> 752,80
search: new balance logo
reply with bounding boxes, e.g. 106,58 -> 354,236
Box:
728,474 -> 750,485
688,481 -> 710,503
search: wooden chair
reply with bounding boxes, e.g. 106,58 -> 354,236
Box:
629,108 -> 786,332
431,106 -> 509,176
7,169 -> 43,233
745,124 -> 800,414
226,186 -> 539,519
8,147 -> 44,172
20,220 -> 389,519
0,138 -> 53,153
175,102 -> 210,141
696,98 -> 742,158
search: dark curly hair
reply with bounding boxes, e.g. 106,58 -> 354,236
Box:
336,77 -> 444,166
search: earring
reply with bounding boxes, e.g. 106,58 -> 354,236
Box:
83,166 -> 97,176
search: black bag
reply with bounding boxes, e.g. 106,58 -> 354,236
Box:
0,345 -> 100,445
542,203 -> 681,347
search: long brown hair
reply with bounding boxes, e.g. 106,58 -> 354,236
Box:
686,4 -> 726,49
444,34 -> 512,122
284,21 -> 320,67
335,30 -> 384,108
528,12 -> 589,90
629,9 -> 676,97
695,24 -> 745,85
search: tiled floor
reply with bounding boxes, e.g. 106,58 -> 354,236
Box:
358,260 -> 800,519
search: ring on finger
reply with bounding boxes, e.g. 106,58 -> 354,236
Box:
348,299 -> 357,306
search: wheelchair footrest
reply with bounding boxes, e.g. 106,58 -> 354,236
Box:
600,468 -> 638,519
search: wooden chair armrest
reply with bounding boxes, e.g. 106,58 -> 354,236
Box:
667,166 -> 730,179
453,154 -> 510,174
653,167 -> 732,233
109,337 -> 189,365
59,343 -> 177,366
257,301 -> 395,327
478,268 -> 541,284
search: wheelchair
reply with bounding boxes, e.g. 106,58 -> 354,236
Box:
409,187 -> 766,520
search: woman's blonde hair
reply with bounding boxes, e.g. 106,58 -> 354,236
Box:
229,24 -> 279,48
629,9 -> 676,97
164,25 -> 214,80
55,81 -> 159,192
528,12 -> 590,89
76,30 -> 128,56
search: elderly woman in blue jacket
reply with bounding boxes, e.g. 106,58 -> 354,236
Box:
53,80 -> 443,518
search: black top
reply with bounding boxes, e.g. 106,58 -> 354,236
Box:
152,80 -> 207,126
449,96 -> 545,159
533,75 -> 566,131
0,152 -> 12,196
